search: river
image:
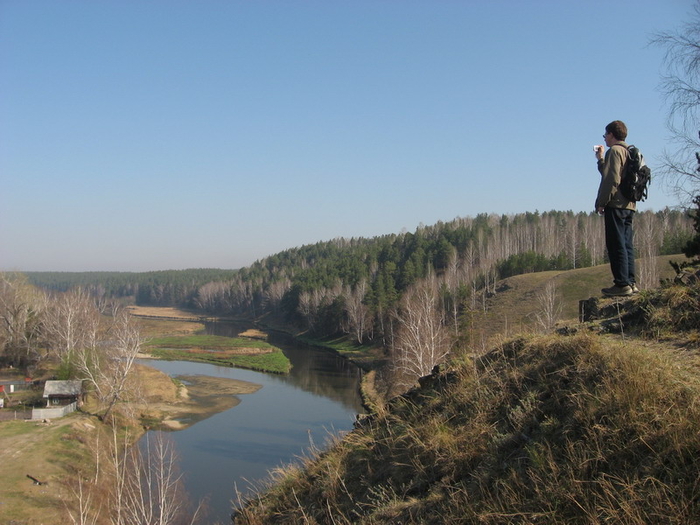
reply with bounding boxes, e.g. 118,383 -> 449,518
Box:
140,323 -> 365,523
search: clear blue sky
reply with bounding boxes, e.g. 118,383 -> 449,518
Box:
0,0 -> 692,272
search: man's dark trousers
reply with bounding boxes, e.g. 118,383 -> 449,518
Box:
604,207 -> 635,287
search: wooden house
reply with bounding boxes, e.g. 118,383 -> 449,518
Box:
42,380 -> 84,407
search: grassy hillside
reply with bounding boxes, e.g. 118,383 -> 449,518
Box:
234,266 -> 700,524
478,255 -> 685,341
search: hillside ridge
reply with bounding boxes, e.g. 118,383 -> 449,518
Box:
233,270 -> 700,524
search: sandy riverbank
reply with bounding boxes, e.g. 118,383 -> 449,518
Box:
133,363 -> 262,430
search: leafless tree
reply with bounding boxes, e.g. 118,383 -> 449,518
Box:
441,250 -> 462,336
297,291 -> 316,331
64,428 -> 201,525
344,280 -> 371,344
100,310 -> 143,421
194,281 -> 223,313
652,6 -> 700,203
264,277 -> 291,311
42,288 -> 98,364
635,211 -> 662,289
392,275 -> 450,388
46,295 -> 140,421
0,273 -> 46,368
65,474 -> 102,525
113,432 -> 197,525
566,217 -> 579,269
533,280 -> 562,332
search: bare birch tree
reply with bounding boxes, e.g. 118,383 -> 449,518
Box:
442,251 -> 462,336
42,288 -> 98,364
66,474 -> 102,525
533,280 -> 562,332
635,211 -> 661,289
392,275 -> 450,388
58,302 -> 142,420
0,273 -> 46,368
114,432 -> 194,525
264,277 -> 291,311
100,310 -> 143,421
65,428 -> 201,525
297,291 -> 316,331
652,8 -> 700,203
194,281 -> 227,313
344,280 -> 370,344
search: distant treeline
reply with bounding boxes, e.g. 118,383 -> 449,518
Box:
26,209 -> 694,343
25,268 -> 239,307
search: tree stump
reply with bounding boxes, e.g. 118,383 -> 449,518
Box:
579,297 -> 599,322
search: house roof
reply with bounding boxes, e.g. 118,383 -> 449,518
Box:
43,380 -> 83,398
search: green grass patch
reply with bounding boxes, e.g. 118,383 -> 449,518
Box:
298,334 -> 363,355
148,346 -> 291,374
0,419 -> 35,439
146,334 -> 272,350
297,333 -> 384,370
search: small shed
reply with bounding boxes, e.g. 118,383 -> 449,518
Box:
32,380 -> 84,420
43,380 -> 83,407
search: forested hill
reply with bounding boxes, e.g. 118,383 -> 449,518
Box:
24,268 -> 238,306
26,209 -> 693,345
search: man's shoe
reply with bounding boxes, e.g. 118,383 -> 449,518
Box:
631,284 -> 640,294
602,285 -> 633,297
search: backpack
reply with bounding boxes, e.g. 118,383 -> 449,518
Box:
619,145 -> 651,202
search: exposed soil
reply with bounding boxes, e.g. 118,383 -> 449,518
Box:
132,364 -> 261,430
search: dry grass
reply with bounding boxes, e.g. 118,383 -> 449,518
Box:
235,282 -> 700,524
481,255 -> 685,341
127,305 -> 204,320
0,413 -> 102,524
637,283 -> 700,341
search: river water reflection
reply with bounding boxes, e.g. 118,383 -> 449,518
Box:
140,323 -> 365,523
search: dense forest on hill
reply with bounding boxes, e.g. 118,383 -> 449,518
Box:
26,210 -> 693,348
25,268 -> 239,306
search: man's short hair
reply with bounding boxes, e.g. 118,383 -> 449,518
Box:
605,120 -> 628,141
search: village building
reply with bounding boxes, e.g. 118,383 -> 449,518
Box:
32,380 -> 84,420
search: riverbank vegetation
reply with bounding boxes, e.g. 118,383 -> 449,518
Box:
146,336 -> 291,373
144,330 -> 291,373
129,307 -> 291,373
0,407 -> 208,524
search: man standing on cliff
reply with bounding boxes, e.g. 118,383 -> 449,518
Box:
594,120 -> 637,297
